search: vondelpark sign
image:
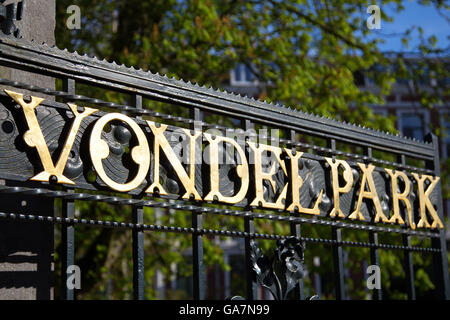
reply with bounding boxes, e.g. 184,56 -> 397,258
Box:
0,10 -> 447,301
3,89 -> 443,231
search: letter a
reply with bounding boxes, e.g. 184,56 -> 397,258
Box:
349,163 -> 388,223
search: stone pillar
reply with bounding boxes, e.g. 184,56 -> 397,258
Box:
0,0 -> 56,300
0,0 -> 55,92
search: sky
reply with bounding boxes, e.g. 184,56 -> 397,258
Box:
365,1 -> 449,53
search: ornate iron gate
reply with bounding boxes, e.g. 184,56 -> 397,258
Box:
0,33 -> 448,300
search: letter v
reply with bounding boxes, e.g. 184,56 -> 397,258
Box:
5,90 -> 97,184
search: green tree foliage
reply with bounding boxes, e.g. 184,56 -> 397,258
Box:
54,0 -> 449,299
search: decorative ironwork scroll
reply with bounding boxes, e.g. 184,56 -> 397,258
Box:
250,237 -> 319,300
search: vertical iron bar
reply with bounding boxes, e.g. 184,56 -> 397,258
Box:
332,227 -> 346,300
402,234 -> 416,300
132,94 -> 145,300
245,215 -> 258,300
61,77 -> 75,300
132,205 -> 145,299
366,146 -> 382,300
369,231 -> 382,300
398,154 -> 416,300
191,107 -> 205,300
424,133 -> 450,300
328,138 -> 346,300
61,192 -> 74,300
289,129 -> 304,300
192,210 -> 205,300
243,119 -> 258,300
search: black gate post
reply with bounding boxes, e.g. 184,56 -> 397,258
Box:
0,0 -> 56,300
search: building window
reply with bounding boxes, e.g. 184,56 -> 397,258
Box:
401,114 -> 424,140
373,108 -> 388,117
231,63 -> 257,86
397,112 -> 427,141
366,64 -> 387,86
353,71 -> 365,87
233,65 -> 242,82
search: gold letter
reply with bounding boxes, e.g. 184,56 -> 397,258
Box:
145,121 -> 201,200
385,169 -> 414,228
285,149 -> 323,215
411,173 -> 443,229
325,157 -> 353,218
203,133 -> 249,204
248,142 -> 288,209
6,89 -> 97,185
90,113 -> 150,192
349,163 -> 389,223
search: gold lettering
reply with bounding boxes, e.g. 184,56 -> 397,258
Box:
145,121 -> 201,200
411,173 -> 443,229
285,149 -> 323,215
325,157 -> 353,218
248,142 -> 288,209
90,113 -> 150,192
385,169 -> 413,228
203,133 -> 249,204
6,89 -> 97,185
349,163 -> 389,223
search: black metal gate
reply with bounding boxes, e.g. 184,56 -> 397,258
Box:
0,33 -> 448,300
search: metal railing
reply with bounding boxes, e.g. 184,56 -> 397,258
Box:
0,34 -> 448,300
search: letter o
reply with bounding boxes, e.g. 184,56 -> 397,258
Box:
90,113 -> 150,192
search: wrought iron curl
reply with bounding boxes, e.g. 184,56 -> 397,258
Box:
249,236 -> 319,300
